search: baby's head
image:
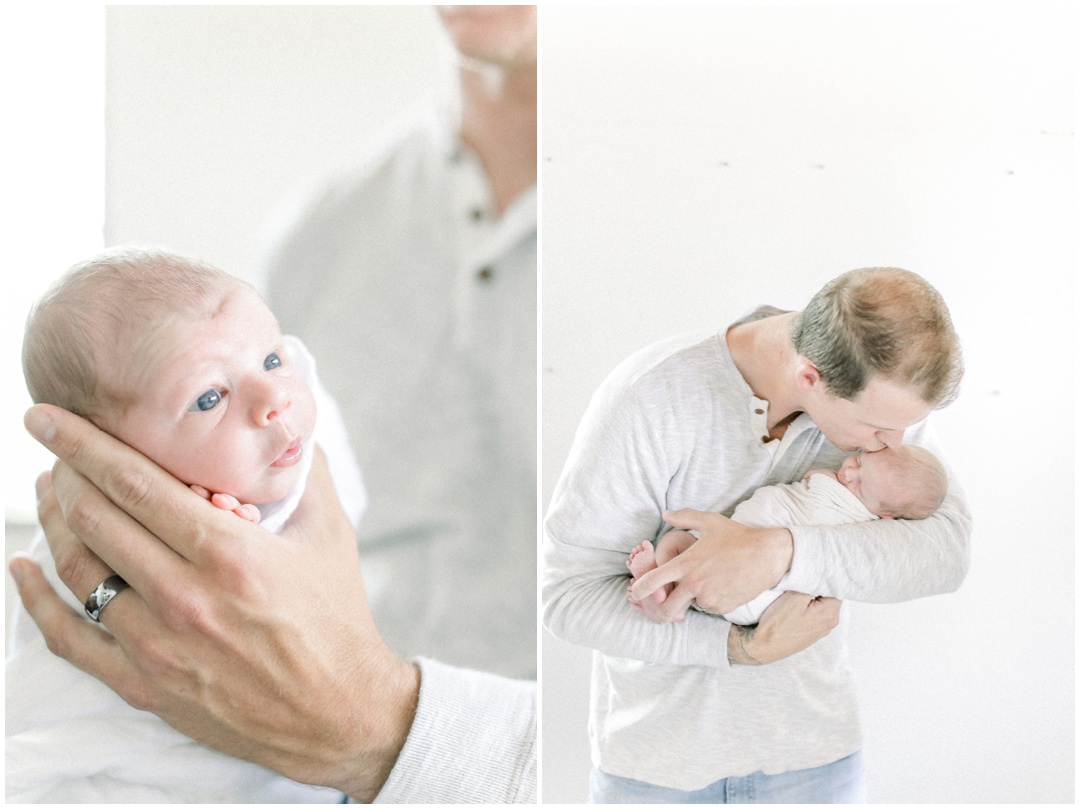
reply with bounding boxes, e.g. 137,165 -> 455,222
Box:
835,444 -> 947,520
23,246 -> 316,505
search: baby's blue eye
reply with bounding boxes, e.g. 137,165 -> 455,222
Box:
264,352 -> 282,371
190,389 -> 222,412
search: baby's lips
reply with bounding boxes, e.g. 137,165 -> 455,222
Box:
271,437 -> 304,468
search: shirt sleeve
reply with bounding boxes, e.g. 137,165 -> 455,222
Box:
782,419 -> 973,602
542,380 -> 733,669
373,658 -> 536,804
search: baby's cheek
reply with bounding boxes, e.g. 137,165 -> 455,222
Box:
296,385 -> 318,435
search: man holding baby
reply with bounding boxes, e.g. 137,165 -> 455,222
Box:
543,266 -> 971,803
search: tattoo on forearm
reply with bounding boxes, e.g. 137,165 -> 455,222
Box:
735,625 -> 764,665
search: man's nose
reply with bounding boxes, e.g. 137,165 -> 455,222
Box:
878,428 -> 905,449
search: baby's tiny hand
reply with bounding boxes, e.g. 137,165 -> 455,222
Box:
189,484 -> 262,524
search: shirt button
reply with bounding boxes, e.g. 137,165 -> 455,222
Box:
754,408 -> 764,415
477,267 -> 494,282
470,207 -> 484,222
761,436 -> 770,444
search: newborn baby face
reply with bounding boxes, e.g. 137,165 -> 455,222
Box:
834,449 -> 904,518
96,283 -> 316,505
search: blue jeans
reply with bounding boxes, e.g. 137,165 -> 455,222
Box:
587,751 -> 865,803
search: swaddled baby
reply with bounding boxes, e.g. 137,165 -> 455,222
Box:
8,246 -> 365,802
629,444 -> 948,624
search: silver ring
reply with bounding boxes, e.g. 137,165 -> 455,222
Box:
84,575 -> 129,622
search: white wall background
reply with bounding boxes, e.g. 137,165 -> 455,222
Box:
5,8 -> 105,526
103,5 -> 449,282
541,6 -> 1073,804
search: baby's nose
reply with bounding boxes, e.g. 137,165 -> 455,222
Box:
255,383 -> 291,425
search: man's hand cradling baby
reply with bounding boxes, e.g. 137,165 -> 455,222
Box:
11,403 -> 420,803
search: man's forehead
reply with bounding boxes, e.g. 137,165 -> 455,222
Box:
851,376 -> 933,425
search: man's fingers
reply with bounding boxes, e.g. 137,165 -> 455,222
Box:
48,460 -> 189,606
661,507 -> 708,532
629,561 -> 683,602
809,596 -> 843,625
25,404 -> 217,561
632,585 -> 691,623
654,582 -> 697,621
629,560 -> 697,622
663,506 -> 736,534
37,465 -> 116,601
9,555 -> 134,687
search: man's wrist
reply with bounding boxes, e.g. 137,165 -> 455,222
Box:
338,657 -> 421,802
727,624 -> 763,666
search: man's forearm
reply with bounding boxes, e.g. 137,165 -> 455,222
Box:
542,560 -> 733,668
724,592 -> 842,666
783,496 -> 971,604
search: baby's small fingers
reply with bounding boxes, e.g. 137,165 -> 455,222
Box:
652,583 -> 696,622
234,504 -> 261,524
210,492 -> 240,511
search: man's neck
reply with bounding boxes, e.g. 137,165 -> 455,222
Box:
457,61 -> 537,216
727,311 -> 804,433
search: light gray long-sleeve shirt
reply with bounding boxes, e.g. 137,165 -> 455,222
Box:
543,323 -> 971,790
265,97 -> 536,803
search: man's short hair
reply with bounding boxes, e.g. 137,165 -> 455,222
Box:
790,267 -> 963,407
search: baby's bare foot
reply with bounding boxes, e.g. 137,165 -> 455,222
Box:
626,541 -> 667,604
627,541 -> 657,578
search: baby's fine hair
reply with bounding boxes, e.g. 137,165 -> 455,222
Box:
23,246 -> 237,419
883,445 -> 949,520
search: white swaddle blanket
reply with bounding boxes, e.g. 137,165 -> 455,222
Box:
6,336 -> 367,803
722,473 -> 877,625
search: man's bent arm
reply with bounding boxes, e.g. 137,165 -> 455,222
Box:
783,419 -> 972,602
542,380 -> 737,668
543,378 -> 831,668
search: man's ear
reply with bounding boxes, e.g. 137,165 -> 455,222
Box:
795,358 -> 821,393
